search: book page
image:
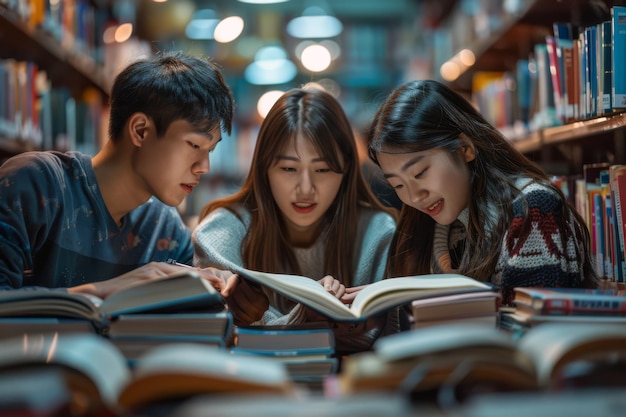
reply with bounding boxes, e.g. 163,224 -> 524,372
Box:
100,271 -> 223,317
236,269 -> 354,319
118,343 -> 293,408
0,333 -> 130,407
350,274 -> 493,317
0,290 -> 102,321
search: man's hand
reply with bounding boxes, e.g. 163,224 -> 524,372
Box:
67,261 -> 199,299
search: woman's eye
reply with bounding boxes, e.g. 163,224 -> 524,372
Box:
281,167 -> 296,172
316,168 -> 331,173
414,168 -> 427,179
188,142 -> 200,150
392,184 -> 404,190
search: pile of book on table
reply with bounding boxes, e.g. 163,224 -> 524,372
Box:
0,271 -> 234,362
500,286 -> 626,335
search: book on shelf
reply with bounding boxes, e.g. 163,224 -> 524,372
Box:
234,268 -> 496,322
0,333 -> 295,415
513,287 -> 626,316
338,322 -> 626,396
612,6 -> 626,109
0,271 -> 225,333
599,20 -> 613,115
610,164 -> 626,281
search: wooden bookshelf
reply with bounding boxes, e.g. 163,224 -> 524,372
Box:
0,5 -> 108,97
427,0 -> 622,173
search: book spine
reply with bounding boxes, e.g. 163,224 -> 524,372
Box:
544,299 -> 626,315
601,20 -> 613,114
612,6 -> 626,109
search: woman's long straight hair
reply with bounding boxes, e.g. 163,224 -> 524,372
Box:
200,87 -> 395,285
368,79 -> 596,288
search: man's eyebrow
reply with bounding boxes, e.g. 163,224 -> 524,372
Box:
383,155 -> 424,179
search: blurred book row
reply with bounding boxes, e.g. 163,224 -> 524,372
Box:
472,6 -> 626,140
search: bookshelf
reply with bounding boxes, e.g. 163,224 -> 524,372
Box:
429,0 -> 622,175
0,2 -> 110,159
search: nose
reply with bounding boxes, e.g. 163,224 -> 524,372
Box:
193,154 -> 210,175
296,171 -> 314,195
407,181 -> 427,205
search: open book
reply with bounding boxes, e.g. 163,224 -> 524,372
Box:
235,268 -> 495,321
0,271 -> 224,331
0,333 -> 294,415
338,321 -> 626,397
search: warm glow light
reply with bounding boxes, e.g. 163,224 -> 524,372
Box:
114,23 -> 133,43
257,90 -> 284,118
300,44 -> 331,72
214,16 -> 244,43
103,26 -> 117,44
440,61 -> 461,81
459,49 -> 476,67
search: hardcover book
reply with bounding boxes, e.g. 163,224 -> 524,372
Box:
612,6 -> 626,109
338,322 -> 626,396
234,268 -> 496,322
513,287 -> 626,316
0,333 -> 294,415
0,271 -> 225,333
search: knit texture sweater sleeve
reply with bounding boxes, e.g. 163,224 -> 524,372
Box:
495,180 -> 587,305
192,207 -> 247,272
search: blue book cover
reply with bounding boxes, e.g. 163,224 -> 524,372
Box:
593,191 -> 606,277
612,6 -> 626,109
601,20 -> 613,113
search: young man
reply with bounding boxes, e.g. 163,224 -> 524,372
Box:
0,51 -> 267,324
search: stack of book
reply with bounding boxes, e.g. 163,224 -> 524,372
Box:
337,321 -> 626,402
0,333 -> 295,416
0,271 -> 233,362
410,289 -> 500,329
500,287 -> 626,335
231,323 -> 338,384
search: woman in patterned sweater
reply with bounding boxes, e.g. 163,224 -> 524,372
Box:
367,79 -> 597,306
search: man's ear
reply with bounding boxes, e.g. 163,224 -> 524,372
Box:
459,134 -> 476,162
128,113 -> 150,147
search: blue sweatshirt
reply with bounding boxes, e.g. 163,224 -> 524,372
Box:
0,151 -> 193,290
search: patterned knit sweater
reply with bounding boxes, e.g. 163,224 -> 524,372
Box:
432,177 -> 588,305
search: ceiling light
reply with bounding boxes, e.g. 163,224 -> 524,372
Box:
244,45 -> 297,85
286,6 -> 343,39
214,16 -> 245,43
237,0 -> 289,4
300,44 -> 331,72
185,9 -> 219,40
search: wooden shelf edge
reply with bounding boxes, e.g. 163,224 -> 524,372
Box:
512,112 -> 626,153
